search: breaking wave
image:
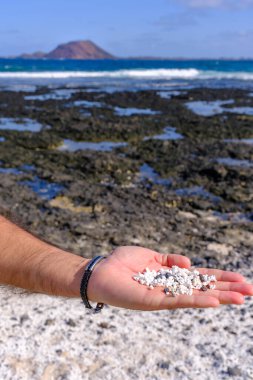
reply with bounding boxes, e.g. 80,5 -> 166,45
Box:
1,69 -> 253,81
0,68 -> 200,79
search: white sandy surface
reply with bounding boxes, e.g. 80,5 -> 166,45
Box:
0,269 -> 252,380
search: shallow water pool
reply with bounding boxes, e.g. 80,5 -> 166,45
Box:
58,139 -> 128,152
0,117 -> 45,132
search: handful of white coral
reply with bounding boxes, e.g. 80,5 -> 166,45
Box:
133,266 -> 217,296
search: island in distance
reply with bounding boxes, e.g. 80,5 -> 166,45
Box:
4,40 -> 242,60
17,40 -> 114,60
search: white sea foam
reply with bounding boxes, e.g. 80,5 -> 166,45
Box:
201,71 -> 253,80
1,68 -> 253,81
0,68 -> 199,79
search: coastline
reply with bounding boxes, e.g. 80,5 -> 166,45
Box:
0,85 -> 252,262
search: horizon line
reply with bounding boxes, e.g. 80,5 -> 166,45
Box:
1,56 -> 253,61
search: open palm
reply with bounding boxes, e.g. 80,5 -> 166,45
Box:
87,246 -> 253,311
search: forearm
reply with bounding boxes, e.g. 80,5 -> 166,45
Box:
0,216 -> 89,298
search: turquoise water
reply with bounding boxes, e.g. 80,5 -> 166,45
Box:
1,59 -> 253,76
1,59 -> 253,90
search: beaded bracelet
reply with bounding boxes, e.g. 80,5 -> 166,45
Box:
80,255 -> 105,313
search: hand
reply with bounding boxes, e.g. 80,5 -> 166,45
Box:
87,246 -> 253,311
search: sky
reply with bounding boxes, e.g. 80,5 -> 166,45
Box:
0,0 -> 253,58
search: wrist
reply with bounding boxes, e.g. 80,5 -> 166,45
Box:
80,256 -> 106,312
55,250 -> 90,298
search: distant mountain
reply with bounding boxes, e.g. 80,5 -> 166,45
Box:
46,40 -> 114,59
19,51 -> 46,59
16,40 -> 114,60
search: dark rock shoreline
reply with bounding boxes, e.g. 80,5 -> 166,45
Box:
0,86 -> 252,271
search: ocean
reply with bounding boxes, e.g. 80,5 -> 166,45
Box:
0,59 -> 253,91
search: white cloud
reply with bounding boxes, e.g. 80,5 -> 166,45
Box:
179,0 -> 253,8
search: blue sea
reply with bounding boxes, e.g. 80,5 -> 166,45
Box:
0,59 -> 253,91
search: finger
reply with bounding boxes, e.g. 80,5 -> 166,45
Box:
195,289 -> 244,305
165,294 -> 220,309
214,281 -> 253,296
197,268 -> 246,282
156,253 -> 191,269
141,287 -> 219,310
